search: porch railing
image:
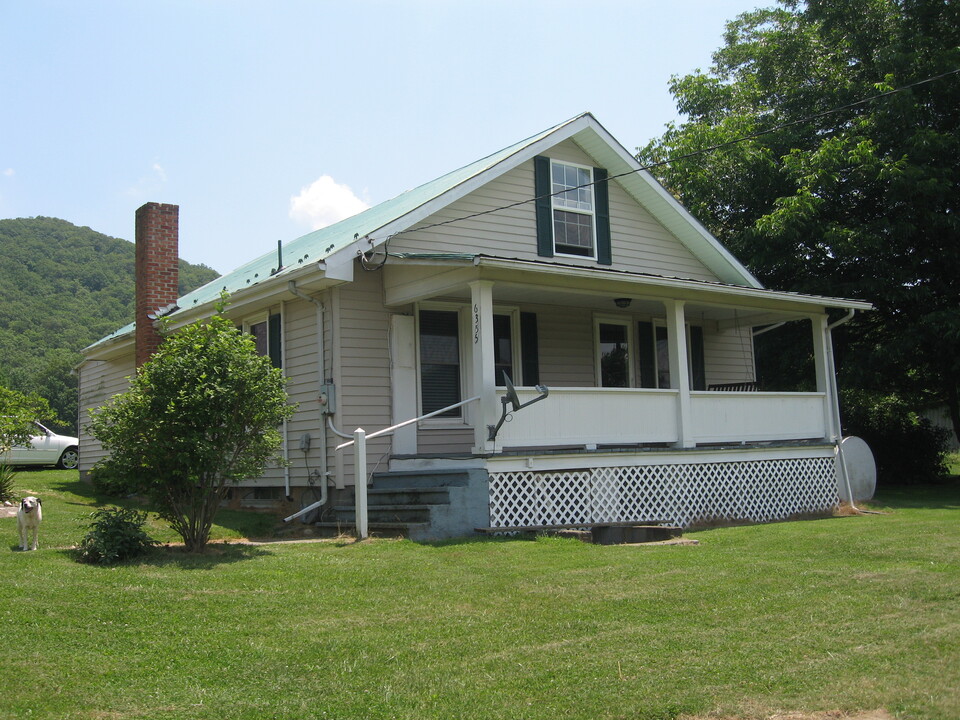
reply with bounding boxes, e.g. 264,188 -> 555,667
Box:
495,387 -> 828,449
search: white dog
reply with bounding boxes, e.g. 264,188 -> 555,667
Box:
17,496 -> 42,551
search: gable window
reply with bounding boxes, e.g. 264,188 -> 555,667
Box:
418,309 -> 462,418
552,161 -> 596,258
535,156 -> 612,265
245,313 -> 282,368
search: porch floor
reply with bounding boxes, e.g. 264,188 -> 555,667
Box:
392,437 -> 835,463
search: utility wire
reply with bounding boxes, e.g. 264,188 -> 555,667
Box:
377,68 -> 960,242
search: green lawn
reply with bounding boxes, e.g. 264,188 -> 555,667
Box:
2,470 -> 958,720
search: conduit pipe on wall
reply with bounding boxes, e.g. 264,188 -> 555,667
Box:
286,281 -> 330,513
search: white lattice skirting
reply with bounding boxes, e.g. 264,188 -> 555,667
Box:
488,456 -> 838,529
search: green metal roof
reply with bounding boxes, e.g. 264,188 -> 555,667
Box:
87,115 -> 581,351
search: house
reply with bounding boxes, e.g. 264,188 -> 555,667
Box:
78,113 -> 872,539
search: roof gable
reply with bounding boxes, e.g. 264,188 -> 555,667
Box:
180,113 -> 760,310
87,113 -> 763,351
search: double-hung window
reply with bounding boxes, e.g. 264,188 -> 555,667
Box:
418,309 -> 463,418
535,155 -> 612,265
595,318 -> 633,388
244,313 -> 283,368
551,161 -> 596,258
636,321 -> 706,390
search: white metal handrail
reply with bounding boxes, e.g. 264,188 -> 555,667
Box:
334,395 -> 481,451
336,395 -> 481,539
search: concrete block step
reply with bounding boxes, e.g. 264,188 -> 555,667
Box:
370,470 -> 472,489
366,487 -> 452,505
334,504 -> 432,523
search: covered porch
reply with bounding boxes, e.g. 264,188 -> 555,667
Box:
382,255 -> 871,459
311,255 -> 873,539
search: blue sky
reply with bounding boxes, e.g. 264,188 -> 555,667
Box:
1,0 -> 762,272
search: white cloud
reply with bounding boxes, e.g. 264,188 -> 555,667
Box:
123,160 -> 168,198
2,168 -> 13,177
289,175 -> 370,230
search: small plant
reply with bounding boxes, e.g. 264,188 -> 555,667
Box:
0,463 -> 16,503
76,506 -> 157,565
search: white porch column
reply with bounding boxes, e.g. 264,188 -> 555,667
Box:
664,299 -> 694,448
810,314 -> 837,441
469,280 -> 497,453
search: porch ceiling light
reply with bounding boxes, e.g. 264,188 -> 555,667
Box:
614,297 -> 632,308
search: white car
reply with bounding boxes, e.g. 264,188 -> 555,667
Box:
3,421 -> 79,470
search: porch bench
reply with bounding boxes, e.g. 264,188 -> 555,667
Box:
707,381 -> 759,391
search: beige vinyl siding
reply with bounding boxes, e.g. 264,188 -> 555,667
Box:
703,327 -> 756,387
334,266 -> 394,484
77,352 -> 135,474
534,304 -> 596,387
416,427 -> 474,455
271,297 -> 325,488
391,139 -> 721,283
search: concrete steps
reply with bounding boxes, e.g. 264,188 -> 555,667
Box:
319,469 -> 485,541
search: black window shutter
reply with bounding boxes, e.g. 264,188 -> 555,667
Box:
690,326 -> 706,390
637,321 -> 656,388
268,313 -> 283,369
534,156 -> 554,258
520,312 -> 540,386
594,167 -> 612,265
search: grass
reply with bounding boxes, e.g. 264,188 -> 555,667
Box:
1,470 -> 959,720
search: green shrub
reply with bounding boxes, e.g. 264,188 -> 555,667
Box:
841,390 -> 949,484
76,506 -> 157,565
0,463 -> 16,503
87,460 -> 139,497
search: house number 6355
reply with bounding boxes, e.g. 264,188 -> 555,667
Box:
473,304 -> 480,344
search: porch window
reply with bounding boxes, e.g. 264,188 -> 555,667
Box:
656,325 -> 670,388
494,314 -> 514,386
596,320 -> 632,388
418,309 -> 462,417
637,321 -> 706,390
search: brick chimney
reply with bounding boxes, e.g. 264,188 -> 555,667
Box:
135,202 -> 179,367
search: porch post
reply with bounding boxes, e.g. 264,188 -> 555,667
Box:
664,299 -> 695,448
811,314 -> 837,441
469,280 -> 497,453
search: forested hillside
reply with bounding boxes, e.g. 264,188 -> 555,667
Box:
0,217 -> 219,433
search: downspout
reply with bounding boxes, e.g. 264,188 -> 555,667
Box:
287,281 -> 329,510
824,309 -> 863,511
281,300 -> 291,501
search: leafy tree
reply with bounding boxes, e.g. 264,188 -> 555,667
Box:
0,384 -> 54,455
639,0 -> 960,440
89,299 -> 294,552
0,384 -> 55,501
0,217 -> 219,433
